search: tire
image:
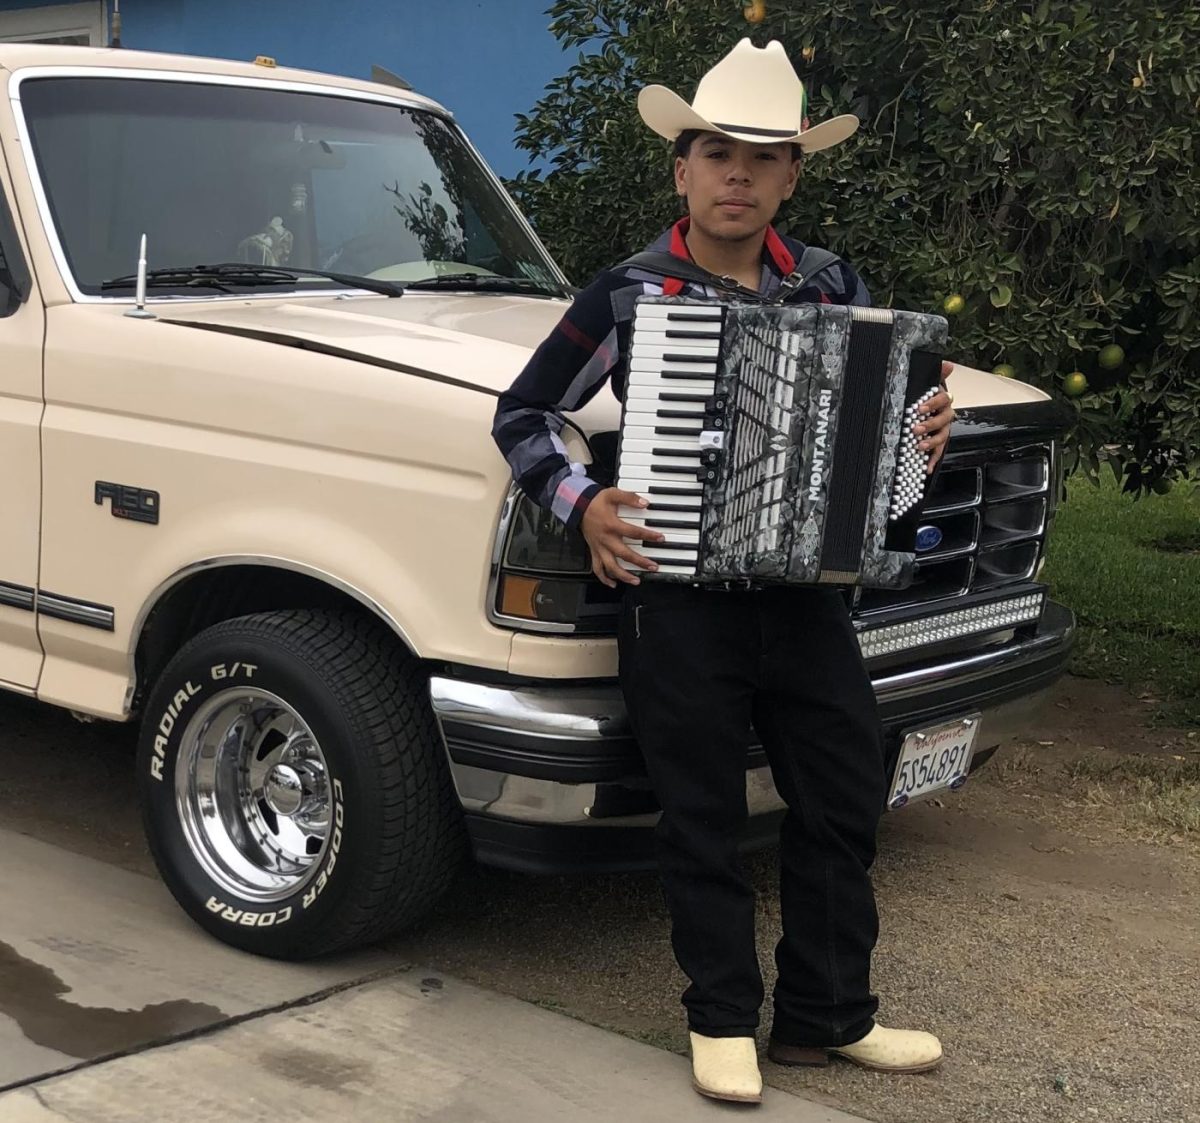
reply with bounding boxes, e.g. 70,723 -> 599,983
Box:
136,609 -> 465,958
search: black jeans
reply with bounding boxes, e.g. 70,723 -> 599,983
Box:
617,581 -> 886,1047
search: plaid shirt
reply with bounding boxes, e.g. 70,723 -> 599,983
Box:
491,219 -> 871,529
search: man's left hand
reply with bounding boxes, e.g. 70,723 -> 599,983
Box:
914,361 -> 956,474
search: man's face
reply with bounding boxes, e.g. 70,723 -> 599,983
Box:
675,133 -> 801,243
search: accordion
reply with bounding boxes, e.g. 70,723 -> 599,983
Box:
615,297 -> 948,590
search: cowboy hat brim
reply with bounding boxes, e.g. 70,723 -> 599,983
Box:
637,85 -> 859,153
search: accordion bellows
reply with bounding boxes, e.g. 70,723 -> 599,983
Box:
615,298 -> 949,590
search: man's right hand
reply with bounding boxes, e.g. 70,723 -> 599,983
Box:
581,488 -> 664,588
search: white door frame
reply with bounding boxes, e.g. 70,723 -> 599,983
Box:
0,2 -> 106,46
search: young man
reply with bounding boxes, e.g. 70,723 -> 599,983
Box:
493,39 -> 954,1105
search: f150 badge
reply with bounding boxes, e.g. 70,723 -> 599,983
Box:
95,481 -> 160,525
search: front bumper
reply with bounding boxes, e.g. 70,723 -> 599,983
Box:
430,599 -> 1075,874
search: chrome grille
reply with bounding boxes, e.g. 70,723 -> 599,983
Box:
858,444 -> 1051,614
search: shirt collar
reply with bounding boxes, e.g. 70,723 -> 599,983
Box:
663,216 -> 796,296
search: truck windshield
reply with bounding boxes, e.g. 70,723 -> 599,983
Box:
18,76 -> 565,297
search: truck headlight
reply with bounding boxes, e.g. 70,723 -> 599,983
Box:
489,488 -> 619,634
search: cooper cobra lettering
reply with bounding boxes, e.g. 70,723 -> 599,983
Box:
302,778 -> 345,910
205,896 -> 293,927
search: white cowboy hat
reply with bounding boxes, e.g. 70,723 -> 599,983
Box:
637,38 -> 859,153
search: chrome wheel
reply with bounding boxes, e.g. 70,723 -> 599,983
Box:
174,688 -> 331,903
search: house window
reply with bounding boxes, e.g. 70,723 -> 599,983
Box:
0,3 -> 105,47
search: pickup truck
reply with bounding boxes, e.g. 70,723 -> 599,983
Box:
0,44 -> 1074,959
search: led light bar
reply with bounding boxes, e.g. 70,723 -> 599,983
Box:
858,592 -> 1045,660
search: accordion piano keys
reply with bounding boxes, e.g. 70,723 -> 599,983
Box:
615,305 -> 728,579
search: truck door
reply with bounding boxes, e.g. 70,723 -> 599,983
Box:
0,169 -> 45,689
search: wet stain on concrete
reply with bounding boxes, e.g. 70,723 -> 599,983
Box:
255,1044 -> 372,1091
0,940 -> 226,1058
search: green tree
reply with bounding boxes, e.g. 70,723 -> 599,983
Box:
510,0 -> 1200,491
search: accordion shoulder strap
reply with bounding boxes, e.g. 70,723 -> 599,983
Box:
790,246 -> 843,287
617,250 -> 761,298
617,246 -> 845,303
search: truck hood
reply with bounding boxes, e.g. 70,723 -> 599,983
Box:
165,292 -> 1050,408
166,292 -> 573,397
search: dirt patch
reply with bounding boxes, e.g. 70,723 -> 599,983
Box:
1151,529 -> 1200,555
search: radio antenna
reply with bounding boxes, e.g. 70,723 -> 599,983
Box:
124,234 -> 156,320
111,0 -> 122,48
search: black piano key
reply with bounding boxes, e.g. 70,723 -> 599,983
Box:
665,329 -> 723,339
642,541 -> 699,552
654,425 -> 703,436
652,447 -> 702,458
648,502 -> 702,512
646,518 -> 701,529
648,486 -> 704,496
659,393 -> 711,402
662,353 -> 719,364
665,311 -> 722,322
661,370 -> 717,380
656,409 -> 706,419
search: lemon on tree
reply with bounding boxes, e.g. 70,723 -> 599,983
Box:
743,1 -> 766,22
1098,344 -> 1125,370
992,363 -> 1016,379
943,293 -> 965,315
1063,371 -> 1088,397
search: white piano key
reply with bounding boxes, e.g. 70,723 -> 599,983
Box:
626,405 -> 709,420
619,435 -> 706,454
623,383 -> 713,402
627,358 -> 717,373
618,460 -> 702,479
615,488 -> 703,508
618,462 -> 701,479
635,303 -> 724,320
640,527 -> 700,544
627,353 -> 717,369
637,548 -> 700,565
620,426 -> 703,447
618,518 -> 701,539
622,394 -> 709,411
621,405 -> 705,425
630,342 -> 720,360
631,331 -> 722,349
617,559 -> 698,577
620,521 -> 703,539
624,419 -> 705,435
626,370 -> 718,390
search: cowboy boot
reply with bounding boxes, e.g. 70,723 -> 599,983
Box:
768,1024 -> 943,1074
689,1032 -> 763,1103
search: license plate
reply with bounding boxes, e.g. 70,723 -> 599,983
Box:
887,714 -> 981,810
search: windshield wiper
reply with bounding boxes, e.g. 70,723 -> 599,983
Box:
403,272 -> 567,297
100,263 -> 406,298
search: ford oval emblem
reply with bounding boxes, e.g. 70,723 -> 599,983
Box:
915,525 -> 943,553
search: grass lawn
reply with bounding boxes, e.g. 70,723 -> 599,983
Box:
1042,472 -> 1200,727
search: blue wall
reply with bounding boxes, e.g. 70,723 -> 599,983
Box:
0,0 -> 568,175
